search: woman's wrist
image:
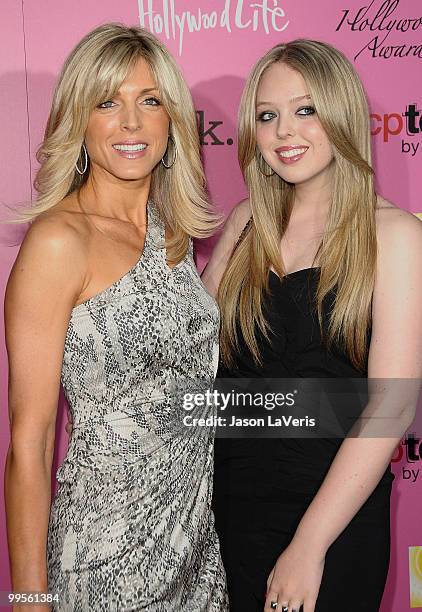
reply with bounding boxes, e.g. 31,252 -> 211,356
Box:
290,519 -> 330,559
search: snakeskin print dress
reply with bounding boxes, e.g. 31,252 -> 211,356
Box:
47,201 -> 228,611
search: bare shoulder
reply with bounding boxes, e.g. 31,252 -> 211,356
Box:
375,195 -> 422,270
23,193 -> 89,257
213,198 -> 251,254
230,197 -> 252,220
376,195 -> 422,242
23,216 -> 86,264
201,199 -> 251,297
225,198 -> 252,239
7,198 -> 88,300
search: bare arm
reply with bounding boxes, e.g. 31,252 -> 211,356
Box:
4,216 -> 86,603
265,209 -> 422,612
201,199 -> 251,297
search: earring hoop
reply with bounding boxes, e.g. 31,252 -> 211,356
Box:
257,151 -> 275,177
161,135 -> 177,169
75,143 -> 88,175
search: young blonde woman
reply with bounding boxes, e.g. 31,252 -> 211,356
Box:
203,40 -> 422,612
4,24 -> 228,611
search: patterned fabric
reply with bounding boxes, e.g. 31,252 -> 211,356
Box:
47,201 -> 228,611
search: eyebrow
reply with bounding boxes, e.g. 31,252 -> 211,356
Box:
115,87 -> 159,96
290,94 -> 312,103
256,94 -> 312,107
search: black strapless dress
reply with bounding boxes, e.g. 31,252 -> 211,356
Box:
212,268 -> 393,612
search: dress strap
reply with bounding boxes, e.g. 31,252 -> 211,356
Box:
147,200 -> 194,266
146,200 -> 165,254
233,216 -> 253,253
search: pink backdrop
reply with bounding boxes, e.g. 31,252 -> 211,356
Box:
1,0 -> 421,609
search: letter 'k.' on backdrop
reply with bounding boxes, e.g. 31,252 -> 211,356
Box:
0,0 -> 421,609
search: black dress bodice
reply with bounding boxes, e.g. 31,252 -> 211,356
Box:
214,267 -> 393,498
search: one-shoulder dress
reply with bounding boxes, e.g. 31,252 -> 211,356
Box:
213,267 -> 393,612
47,201 -> 228,611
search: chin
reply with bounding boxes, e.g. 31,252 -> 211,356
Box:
111,166 -> 155,181
275,169 -> 312,183
276,162 -> 329,184
120,172 -> 152,181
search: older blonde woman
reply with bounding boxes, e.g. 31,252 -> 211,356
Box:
5,24 -> 228,611
204,40 -> 422,612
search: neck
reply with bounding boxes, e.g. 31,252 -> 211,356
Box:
78,165 -> 152,226
291,166 -> 333,220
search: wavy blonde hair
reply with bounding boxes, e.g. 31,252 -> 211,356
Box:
219,39 -> 377,371
18,23 -> 219,261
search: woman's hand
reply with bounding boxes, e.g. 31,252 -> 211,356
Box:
264,538 -> 325,612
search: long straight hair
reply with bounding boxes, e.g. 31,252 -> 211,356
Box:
218,40 -> 377,371
17,23 -> 220,262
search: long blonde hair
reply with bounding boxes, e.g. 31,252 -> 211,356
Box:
19,23 -> 220,261
219,39 -> 377,371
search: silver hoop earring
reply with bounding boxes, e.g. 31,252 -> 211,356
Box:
161,135 -> 177,169
257,151 -> 275,177
75,143 -> 88,175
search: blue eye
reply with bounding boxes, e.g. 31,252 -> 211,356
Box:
144,97 -> 161,106
257,111 -> 276,122
297,106 -> 316,116
97,100 -> 115,109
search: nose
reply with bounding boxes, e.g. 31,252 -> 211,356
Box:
120,103 -> 142,132
276,111 -> 295,139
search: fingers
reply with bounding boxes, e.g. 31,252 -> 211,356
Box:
264,587 -> 280,611
264,596 -> 305,612
266,568 -> 275,590
303,597 -> 317,612
264,592 -> 292,612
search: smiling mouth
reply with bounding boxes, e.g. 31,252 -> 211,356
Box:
112,143 -> 148,152
277,147 -> 308,159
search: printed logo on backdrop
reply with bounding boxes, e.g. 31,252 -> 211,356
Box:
198,102 -> 422,152
197,111 -> 233,146
371,101 -> 422,158
409,547 -> 422,608
336,0 -> 422,61
138,0 -> 290,54
392,434 -> 422,484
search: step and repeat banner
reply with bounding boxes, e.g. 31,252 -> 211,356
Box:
0,0 -> 421,609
